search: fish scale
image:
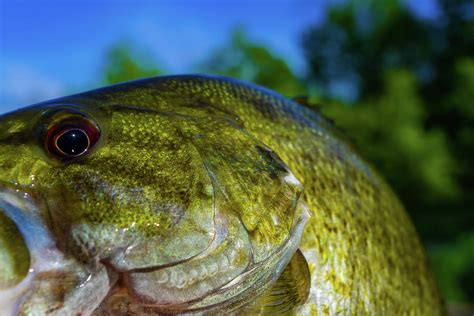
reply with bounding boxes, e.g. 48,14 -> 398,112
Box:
0,75 -> 443,315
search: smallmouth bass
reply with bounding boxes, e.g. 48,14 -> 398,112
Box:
0,75 -> 444,315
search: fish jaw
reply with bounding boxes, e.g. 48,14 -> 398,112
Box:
0,184 -> 117,315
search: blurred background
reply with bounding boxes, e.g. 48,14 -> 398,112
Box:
1,0 -> 473,308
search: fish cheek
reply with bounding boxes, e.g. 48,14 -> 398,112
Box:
104,141 -> 217,270
42,114 -> 217,268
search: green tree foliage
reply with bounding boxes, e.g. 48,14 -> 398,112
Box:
429,233 -> 474,303
103,42 -> 162,84
322,69 -> 457,203
302,0 -> 474,101
303,0 -> 474,302
199,29 -> 307,97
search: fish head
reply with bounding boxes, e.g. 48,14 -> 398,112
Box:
0,76 -> 309,313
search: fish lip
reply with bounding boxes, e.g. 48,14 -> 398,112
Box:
0,182 -> 54,259
0,182 -> 58,313
0,183 -> 118,315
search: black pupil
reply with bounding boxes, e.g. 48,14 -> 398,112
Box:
56,129 -> 89,156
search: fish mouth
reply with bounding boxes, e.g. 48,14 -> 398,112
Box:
0,183 -> 116,315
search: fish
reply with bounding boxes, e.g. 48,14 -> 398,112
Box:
0,75 -> 444,315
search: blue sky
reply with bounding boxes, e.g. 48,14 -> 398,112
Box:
0,0 -> 439,114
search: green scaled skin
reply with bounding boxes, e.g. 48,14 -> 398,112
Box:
0,75 -> 444,315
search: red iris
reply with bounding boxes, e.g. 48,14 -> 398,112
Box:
45,117 -> 100,161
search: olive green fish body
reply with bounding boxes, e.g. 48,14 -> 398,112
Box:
0,75 -> 443,315
166,76 -> 443,314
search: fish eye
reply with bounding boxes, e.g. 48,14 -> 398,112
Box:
54,128 -> 90,156
39,109 -> 101,161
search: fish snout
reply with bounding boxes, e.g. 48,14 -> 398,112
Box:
0,184 -> 116,315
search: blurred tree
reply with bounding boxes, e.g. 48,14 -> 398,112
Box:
322,69 -> 457,204
199,29 -> 307,97
103,42 -> 162,84
429,232 -> 474,303
303,0 -> 474,302
303,0 -> 473,101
